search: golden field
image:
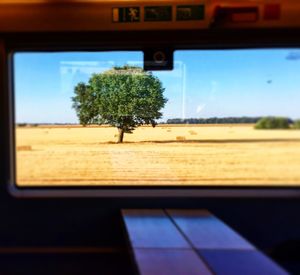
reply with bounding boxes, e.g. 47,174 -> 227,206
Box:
16,124 -> 300,186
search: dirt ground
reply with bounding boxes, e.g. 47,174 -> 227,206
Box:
16,124 -> 300,186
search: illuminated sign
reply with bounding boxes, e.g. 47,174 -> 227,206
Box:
144,6 -> 172,22
112,7 -> 140,23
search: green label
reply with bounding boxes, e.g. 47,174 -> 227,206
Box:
176,5 -> 205,21
144,6 -> 172,22
112,7 -> 140,23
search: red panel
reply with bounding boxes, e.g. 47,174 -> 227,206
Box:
264,4 -> 281,20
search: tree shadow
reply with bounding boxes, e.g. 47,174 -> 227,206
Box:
135,138 -> 300,144
99,138 -> 300,144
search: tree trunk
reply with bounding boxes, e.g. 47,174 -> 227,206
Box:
117,128 -> 124,143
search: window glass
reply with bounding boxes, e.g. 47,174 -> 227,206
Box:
15,50 -> 300,186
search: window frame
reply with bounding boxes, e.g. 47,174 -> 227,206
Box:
3,29 -> 300,198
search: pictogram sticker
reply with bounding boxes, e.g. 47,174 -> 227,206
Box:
176,5 -> 205,21
144,6 -> 172,22
112,7 -> 140,23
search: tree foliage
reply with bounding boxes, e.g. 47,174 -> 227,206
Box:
293,120 -> 300,129
254,117 -> 291,129
72,66 -> 167,142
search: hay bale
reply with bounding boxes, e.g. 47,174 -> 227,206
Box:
189,130 -> 197,135
17,145 -> 32,151
176,136 -> 186,141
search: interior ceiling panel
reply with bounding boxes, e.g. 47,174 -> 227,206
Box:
0,0 -> 300,32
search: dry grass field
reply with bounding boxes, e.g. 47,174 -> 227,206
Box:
16,124 -> 300,186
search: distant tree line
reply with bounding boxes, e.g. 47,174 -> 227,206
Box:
17,117 -> 300,130
165,116 -> 300,129
17,123 -> 39,127
16,123 -> 77,127
165,117 -> 263,124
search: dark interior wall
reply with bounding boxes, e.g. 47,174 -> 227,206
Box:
0,193 -> 299,273
0,193 -> 299,251
0,30 -> 300,274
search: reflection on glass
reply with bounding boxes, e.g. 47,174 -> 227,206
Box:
15,50 -> 300,186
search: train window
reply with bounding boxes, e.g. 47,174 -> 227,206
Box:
14,49 -> 300,188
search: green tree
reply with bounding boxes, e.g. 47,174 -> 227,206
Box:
293,119 -> 300,129
72,66 -> 167,143
255,117 -> 290,129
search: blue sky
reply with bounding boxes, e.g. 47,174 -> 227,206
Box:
14,49 -> 300,123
